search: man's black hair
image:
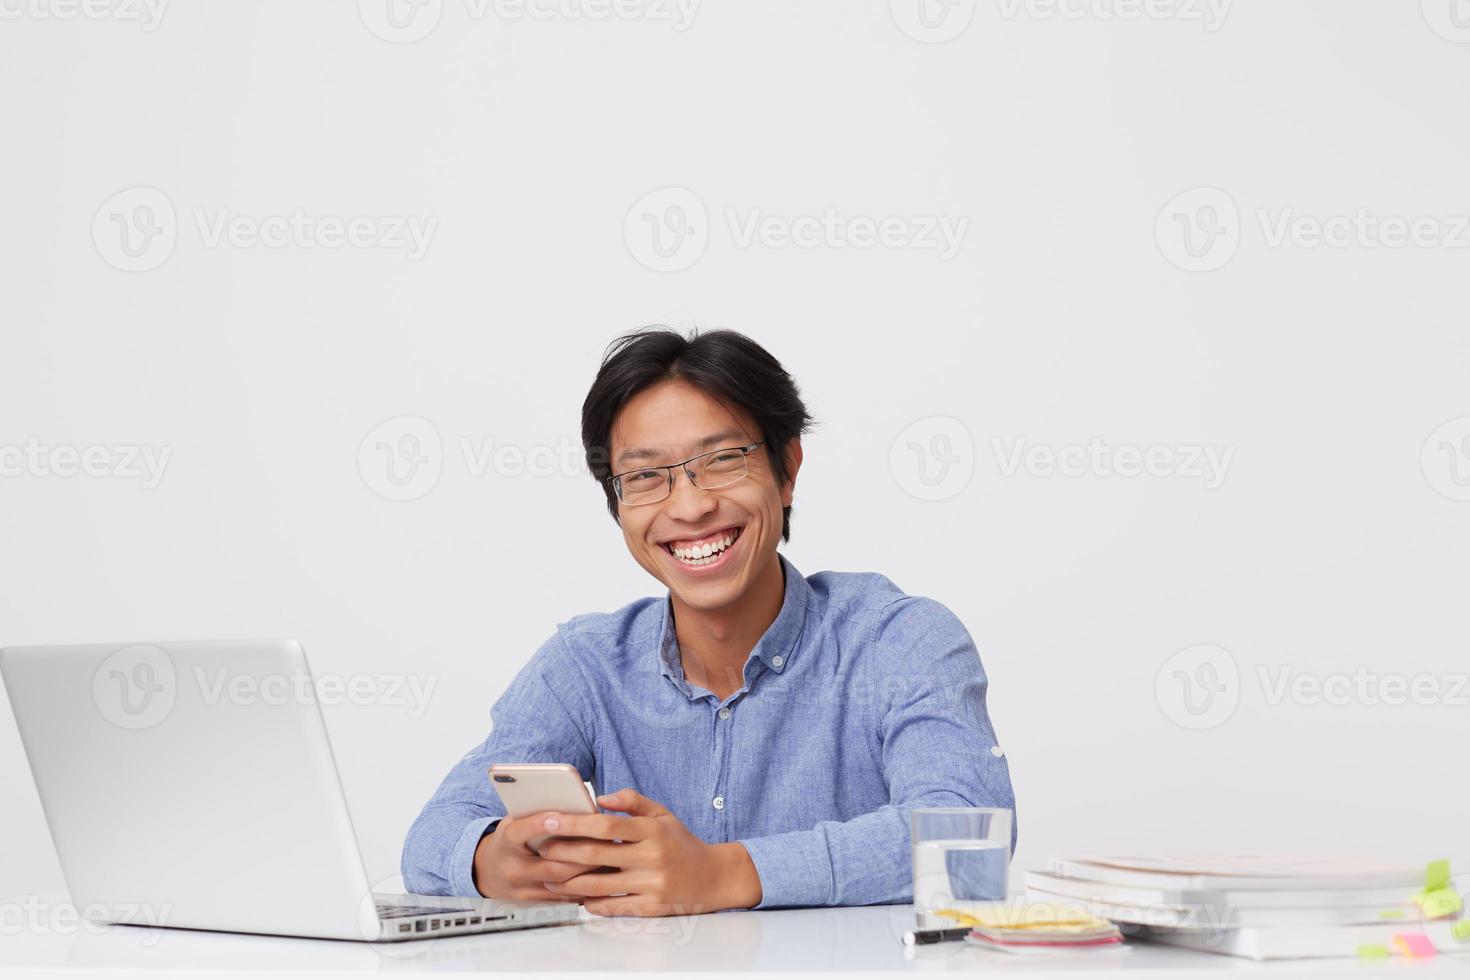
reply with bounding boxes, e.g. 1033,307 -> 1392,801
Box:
581,327 -> 815,541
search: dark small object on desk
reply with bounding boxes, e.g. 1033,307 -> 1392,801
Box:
902,926 -> 972,946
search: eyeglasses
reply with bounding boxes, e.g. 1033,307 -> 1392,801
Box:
608,442 -> 766,507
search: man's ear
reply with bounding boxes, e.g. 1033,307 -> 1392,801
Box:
779,438 -> 803,508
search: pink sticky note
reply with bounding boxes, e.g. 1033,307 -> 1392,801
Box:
1392,933 -> 1436,959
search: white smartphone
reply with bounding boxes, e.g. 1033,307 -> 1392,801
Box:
488,763 -> 599,855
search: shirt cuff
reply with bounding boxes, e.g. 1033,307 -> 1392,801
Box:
448,815 -> 498,897
738,830 -> 834,909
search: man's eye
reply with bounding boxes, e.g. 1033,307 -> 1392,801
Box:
625,470 -> 662,485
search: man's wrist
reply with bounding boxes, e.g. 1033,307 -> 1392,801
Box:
712,842 -> 762,911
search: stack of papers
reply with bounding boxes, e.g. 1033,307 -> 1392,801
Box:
1024,855 -> 1462,960
932,903 -> 1123,955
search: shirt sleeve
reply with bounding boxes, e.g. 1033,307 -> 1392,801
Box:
400,629 -> 597,897
737,596 -> 1016,909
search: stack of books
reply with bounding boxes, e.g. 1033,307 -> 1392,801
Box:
1025,856 -> 1461,961
932,902 -> 1124,955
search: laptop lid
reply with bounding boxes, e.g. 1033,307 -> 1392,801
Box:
1,639 -> 384,941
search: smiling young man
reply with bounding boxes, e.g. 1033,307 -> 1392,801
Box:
402,327 -> 1016,916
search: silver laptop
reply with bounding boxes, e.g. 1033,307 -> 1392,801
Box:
0,639 -> 582,942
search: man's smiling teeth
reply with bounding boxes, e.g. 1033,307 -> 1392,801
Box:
667,528 -> 740,565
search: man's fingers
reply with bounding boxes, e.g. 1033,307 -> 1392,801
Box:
538,839 -> 637,868
506,881 -> 579,904
527,857 -> 608,884
547,870 -> 638,898
538,812 -> 649,842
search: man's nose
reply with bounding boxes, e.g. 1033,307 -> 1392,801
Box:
663,466 -> 717,519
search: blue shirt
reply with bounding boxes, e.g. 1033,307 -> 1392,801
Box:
401,553 -> 1017,909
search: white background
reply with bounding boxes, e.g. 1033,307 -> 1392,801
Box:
2,0 -> 1468,905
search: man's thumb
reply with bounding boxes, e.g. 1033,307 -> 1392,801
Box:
597,788 -> 667,816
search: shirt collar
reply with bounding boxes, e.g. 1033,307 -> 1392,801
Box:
656,552 -> 811,694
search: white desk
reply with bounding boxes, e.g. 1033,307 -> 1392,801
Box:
0,904 -> 1458,978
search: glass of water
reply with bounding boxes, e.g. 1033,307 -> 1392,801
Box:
910,807 -> 1012,928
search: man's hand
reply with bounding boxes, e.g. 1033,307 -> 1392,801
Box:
536,788 -> 763,917
471,812 -> 609,903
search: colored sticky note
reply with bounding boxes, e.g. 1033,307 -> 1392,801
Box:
1417,887 -> 1464,920
1451,920 -> 1470,943
1356,943 -> 1389,959
1392,933 -> 1436,959
1378,909 -> 1405,920
1426,859 -> 1451,892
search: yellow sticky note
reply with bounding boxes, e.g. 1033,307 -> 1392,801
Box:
1451,920 -> 1470,943
1426,859 -> 1451,892
1417,887 -> 1464,920
1356,943 -> 1389,959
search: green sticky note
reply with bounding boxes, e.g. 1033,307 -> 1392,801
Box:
1417,888 -> 1464,920
1452,920 -> 1470,943
1357,943 -> 1390,959
1427,860 -> 1451,892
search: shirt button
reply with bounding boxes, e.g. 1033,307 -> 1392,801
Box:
718,707 -> 731,720
990,745 -> 1005,758
712,796 -> 725,810
771,655 -> 784,668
